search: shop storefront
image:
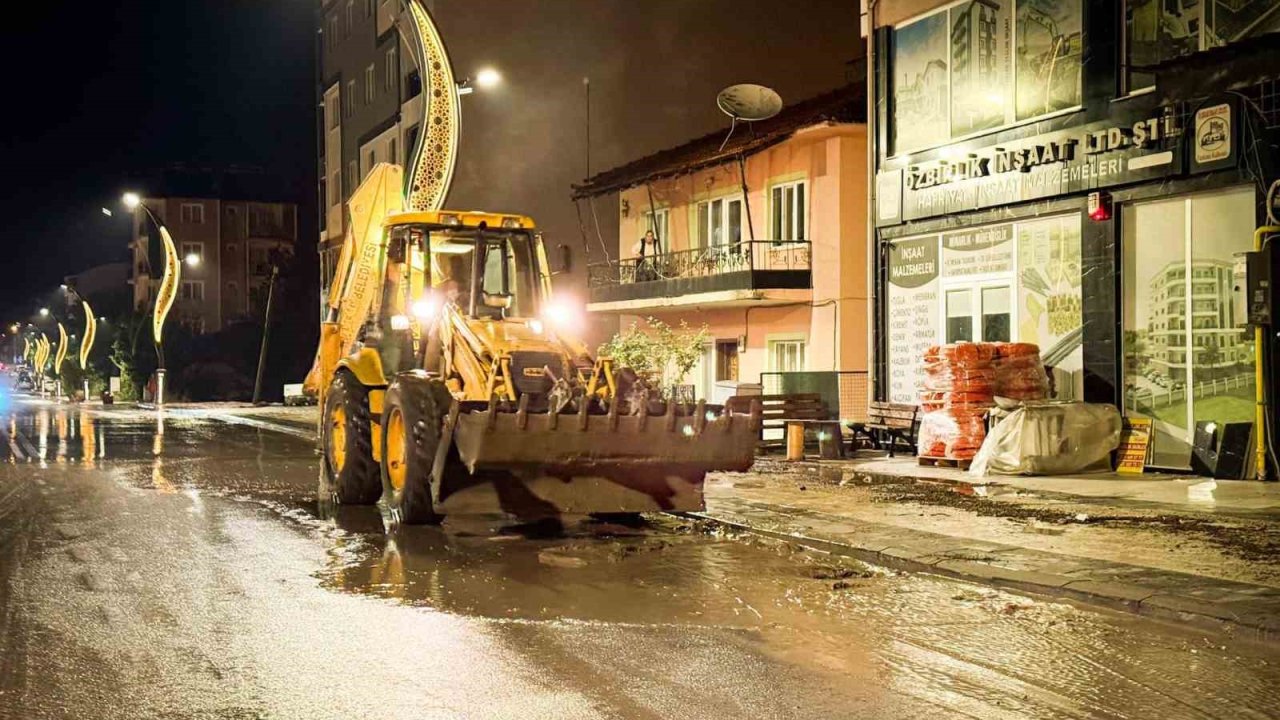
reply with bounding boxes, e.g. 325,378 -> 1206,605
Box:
869,2 -> 1279,474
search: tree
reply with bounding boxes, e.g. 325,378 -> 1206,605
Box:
599,317 -> 710,395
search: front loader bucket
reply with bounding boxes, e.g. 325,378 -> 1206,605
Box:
435,399 -> 760,518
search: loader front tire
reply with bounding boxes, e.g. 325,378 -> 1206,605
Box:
323,371 -> 381,505
381,376 -> 451,525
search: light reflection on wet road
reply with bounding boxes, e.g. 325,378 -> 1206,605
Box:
0,397 -> 1277,719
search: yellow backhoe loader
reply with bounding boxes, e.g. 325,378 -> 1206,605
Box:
309,166 -> 759,523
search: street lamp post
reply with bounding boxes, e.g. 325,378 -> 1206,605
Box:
124,192 -> 180,407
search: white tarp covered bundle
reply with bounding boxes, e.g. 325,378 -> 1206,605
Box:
969,400 -> 1122,477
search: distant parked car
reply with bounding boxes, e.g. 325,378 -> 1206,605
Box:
13,369 -> 33,391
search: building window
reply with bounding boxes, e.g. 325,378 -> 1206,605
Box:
387,137 -> 397,166
365,64 -> 376,105
767,338 -> 807,373
404,124 -> 420,157
641,208 -> 669,250
405,69 -> 422,99
348,161 -> 358,193
181,242 -> 203,264
385,47 -> 398,92
327,16 -> 338,49
326,96 -> 340,130
344,81 -> 355,118
345,1 -> 354,36
770,181 -> 806,242
366,0 -> 375,18
227,281 -> 238,297
330,170 -> 342,207
180,281 -> 204,302
366,149 -> 376,176
694,197 -> 742,249
179,203 -> 205,224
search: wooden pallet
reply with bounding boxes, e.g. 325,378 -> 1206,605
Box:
918,455 -> 972,470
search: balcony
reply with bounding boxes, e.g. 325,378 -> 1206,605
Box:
587,241 -> 811,312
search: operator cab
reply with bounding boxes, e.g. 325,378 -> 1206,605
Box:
372,211 -> 550,374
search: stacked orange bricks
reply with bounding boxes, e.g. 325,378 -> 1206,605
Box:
917,342 -> 1049,460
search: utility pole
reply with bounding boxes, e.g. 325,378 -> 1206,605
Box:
252,264 -> 280,405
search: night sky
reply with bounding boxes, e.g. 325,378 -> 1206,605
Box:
0,0 -> 858,324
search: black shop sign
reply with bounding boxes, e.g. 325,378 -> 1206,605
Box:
875,106 -> 1227,225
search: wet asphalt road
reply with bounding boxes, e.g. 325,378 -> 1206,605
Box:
0,395 -> 1278,719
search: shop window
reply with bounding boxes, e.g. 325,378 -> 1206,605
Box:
770,181 -> 805,242
1121,185 -> 1256,469
768,339 -> 807,373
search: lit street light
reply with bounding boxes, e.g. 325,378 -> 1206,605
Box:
39,308 -> 49,317
122,192 -> 141,211
457,67 -> 502,96
475,67 -> 501,89
185,252 -> 201,267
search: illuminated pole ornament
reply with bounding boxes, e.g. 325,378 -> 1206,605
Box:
80,301 -> 97,369
55,323 -> 68,376
22,337 -> 30,363
153,226 -> 181,345
404,0 -> 461,211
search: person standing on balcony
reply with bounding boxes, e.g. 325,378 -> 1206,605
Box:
634,229 -> 662,282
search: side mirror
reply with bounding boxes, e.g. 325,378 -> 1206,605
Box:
557,243 -> 573,274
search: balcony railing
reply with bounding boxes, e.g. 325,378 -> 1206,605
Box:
588,240 -> 811,288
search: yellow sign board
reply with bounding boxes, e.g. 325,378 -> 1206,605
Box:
1116,417 -> 1153,474
153,226 -> 181,344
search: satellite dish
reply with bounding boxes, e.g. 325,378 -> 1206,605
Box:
716,83 -> 783,122
716,84 -> 782,152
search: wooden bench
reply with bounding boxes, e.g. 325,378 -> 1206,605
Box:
851,402 -> 919,457
726,393 -> 838,459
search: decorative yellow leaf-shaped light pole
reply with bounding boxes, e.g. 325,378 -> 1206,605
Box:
124,192 -> 180,407
55,322 -> 68,400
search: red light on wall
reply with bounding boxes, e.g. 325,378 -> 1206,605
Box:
1088,191 -> 1112,221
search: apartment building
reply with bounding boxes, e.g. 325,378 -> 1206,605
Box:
318,0 -> 432,292
130,196 -> 299,334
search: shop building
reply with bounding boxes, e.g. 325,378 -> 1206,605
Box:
573,86 -> 868,403
867,1 -> 1280,473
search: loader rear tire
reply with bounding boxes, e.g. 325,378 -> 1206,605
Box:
322,371 -> 381,505
380,376 -> 451,525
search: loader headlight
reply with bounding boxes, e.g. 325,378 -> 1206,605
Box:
543,296 -> 583,334
527,318 -> 544,335
412,297 -> 438,320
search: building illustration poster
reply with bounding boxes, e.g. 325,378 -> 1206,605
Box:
893,11 -> 949,153
951,0 -> 1011,136
1015,0 -> 1082,120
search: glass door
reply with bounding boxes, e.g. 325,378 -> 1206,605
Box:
1122,186 -> 1256,469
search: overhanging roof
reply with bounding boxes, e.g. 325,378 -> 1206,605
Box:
572,83 -> 865,200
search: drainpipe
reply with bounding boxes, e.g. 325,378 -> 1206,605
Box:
865,0 -> 879,400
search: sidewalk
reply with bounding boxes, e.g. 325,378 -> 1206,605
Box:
696,455 -> 1280,642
